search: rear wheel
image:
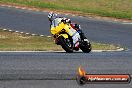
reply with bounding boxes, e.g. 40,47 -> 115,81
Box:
58,36 -> 73,53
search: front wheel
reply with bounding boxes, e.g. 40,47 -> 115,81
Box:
58,36 -> 73,53
79,39 -> 91,53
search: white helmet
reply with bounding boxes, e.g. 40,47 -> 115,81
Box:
48,12 -> 57,22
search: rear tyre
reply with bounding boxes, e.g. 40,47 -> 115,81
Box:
58,36 -> 73,53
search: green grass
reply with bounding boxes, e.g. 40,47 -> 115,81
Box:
91,42 -> 120,50
0,0 -> 132,19
0,30 -> 62,51
0,29 -> 119,51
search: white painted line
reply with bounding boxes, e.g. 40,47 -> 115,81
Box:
0,51 -> 64,53
40,35 -> 44,37
20,32 -> 24,34
92,48 -> 124,52
31,34 -> 36,36
122,23 -> 132,24
47,36 -> 51,38
26,33 -> 30,35
9,30 -> 13,32
92,50 -> 102,52
117,48 -> 124,51
0,48 -> 124,53
3,29 -> 7,31
116,47 -> 120,49
15,31 -> 19,33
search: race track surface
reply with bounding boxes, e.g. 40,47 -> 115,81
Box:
0,6 -> 132,88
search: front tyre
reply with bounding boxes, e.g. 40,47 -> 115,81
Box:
79,39 -> 91,53
58,36 -> 73,53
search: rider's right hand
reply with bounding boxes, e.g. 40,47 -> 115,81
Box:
61,18 -> 71,24
61,19 -> 66,24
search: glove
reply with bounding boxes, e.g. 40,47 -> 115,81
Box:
61,18 -> 71,24
66,19 -> 71,23
75,24 -> 81,29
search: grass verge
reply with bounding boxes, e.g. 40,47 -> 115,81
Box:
0,0 -> 132,19
0,29 -> 119,51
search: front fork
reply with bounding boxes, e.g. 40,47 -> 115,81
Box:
77,29 -> 87,40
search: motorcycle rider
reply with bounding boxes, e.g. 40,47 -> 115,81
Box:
48,12 -> 86,48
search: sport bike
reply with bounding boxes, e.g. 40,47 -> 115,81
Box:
51,22 -> 91,53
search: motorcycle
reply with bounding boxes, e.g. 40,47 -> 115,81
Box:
51,22 -> 91,53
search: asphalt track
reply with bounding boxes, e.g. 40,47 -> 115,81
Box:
0,6 -> 132,88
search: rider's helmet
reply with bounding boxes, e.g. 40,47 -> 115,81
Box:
48,12 -> 58,23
